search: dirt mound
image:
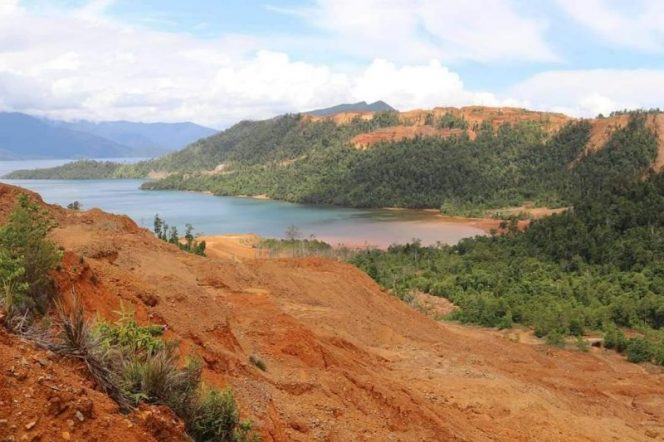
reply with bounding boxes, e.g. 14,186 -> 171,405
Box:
0,329 -> 187,442
198,234 -> 262,260
2,183 -> 664,441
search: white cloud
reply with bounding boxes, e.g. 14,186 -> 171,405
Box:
289,0 -> 558,63
0,0 -> 18,15
557,0 -> 664,52
510,69 -> 664,116
0,1 -> 511,127
3,1 -> 660,128
75,0 -> 116,18
351,59 -> 509,110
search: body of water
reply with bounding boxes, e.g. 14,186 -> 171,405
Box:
0,159 -> 484,248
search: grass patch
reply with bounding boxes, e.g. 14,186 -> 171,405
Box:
27,302 -> 259,441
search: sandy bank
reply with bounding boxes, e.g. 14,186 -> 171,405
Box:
197,233 -> 261,260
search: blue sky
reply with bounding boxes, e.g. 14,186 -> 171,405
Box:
2,0 -> 664,127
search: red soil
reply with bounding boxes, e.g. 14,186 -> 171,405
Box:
2,183 -> 664,441
581,113 -> 664,172
307,106 -> 573,148
0,328 -> 188,442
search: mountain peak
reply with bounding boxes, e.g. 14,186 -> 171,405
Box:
305,101 -> 397,117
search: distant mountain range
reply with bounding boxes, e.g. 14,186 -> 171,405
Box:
0,112 -> 217,160
47,120 -> 218,156
305,101 -> 396,117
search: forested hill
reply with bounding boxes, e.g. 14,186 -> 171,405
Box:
351,164 -> 664,366
305,100 -> 396,116
6,107 -> 664,214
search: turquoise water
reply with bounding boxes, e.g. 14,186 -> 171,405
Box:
0,159 -> 484,247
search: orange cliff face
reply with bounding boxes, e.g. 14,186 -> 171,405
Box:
1,183 -> 664,441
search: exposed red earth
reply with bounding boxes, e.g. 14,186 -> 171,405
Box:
1,183 -> 664,441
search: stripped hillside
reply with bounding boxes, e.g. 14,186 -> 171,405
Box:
1,183 -> 663,441
7,108 -> 664,215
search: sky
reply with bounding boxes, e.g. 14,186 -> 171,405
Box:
1,0 -> 664,128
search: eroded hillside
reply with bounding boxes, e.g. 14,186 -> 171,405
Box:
586,113 -> 664,170
1,183 -> 664,441
306,106 -> 573,149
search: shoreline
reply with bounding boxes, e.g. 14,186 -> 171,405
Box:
190,190 -> 565,233
197,206 -> 568,259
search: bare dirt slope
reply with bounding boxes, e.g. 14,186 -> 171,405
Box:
580,113 -> 664,172
0,329 -> 188,442
308,106 -> 573,148
2,184 -> 664,441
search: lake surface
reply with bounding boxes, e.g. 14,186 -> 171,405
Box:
0,159 -> 484,248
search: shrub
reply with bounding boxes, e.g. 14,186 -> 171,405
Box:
545,330 -> 565,347
0,249 -> 28,315
89,308 -> 257,441
497,311 -> 513,330
53,300 -> 131,410
188,388 -> 257,442
603,326 -> 627,352
575,337 -> 590,352
33,301 -> 257,441
653,343 -> 664,366
0,195 -> 61,314
94,307 -> 166,356
120,349 -> 200,407
625,338 -> 653,363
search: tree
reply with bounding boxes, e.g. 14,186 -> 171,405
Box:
154,214 -> 163,239
168,226 -> 179,244
67,201 -> 81,210
194,241 -> 206,256
152,214 -> 205,256
184,224 -> 194,250
285,225 -> 301,241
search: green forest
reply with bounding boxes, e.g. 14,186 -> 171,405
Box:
351,153 -> 664,365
